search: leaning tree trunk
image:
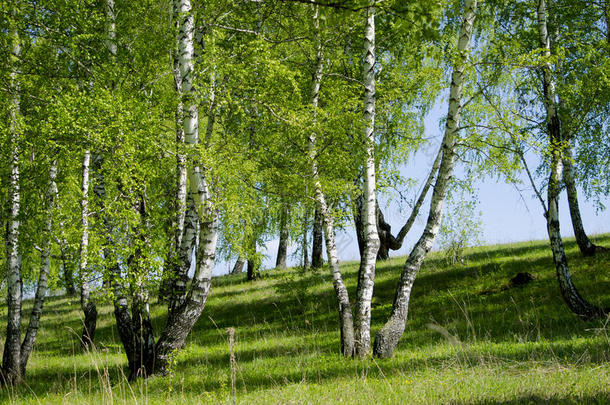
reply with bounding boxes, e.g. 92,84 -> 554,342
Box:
311,207 -> 324,268
353,1 -> 380,358
308,4 -> 355,357
536,0 -> 605,320
19,161 -> 58,378
562,148 -> 598,256
232,256 -> 245,274
2,18 -> 23,384
276,203 -> 289,269
373,0 -> 478,359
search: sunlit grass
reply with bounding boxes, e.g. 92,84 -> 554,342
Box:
1,235 -> 609,403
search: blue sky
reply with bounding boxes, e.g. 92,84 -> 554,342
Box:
213,102 -> 610,276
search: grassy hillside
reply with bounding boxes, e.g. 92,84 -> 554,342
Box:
2,235 -> 610,404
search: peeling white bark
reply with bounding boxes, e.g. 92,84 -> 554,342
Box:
2,18 -> 23,384
354,0 -> 380,358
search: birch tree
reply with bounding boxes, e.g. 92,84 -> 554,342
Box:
373,0 -> 478,358
353,0 -> 380,357
1,10 -> 24,383
536,0 -> 606,319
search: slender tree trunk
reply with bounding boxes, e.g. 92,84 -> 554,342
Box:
160,62 -> 188,301
373,0 -> 478,358
536,0 -> 605,320
276,203 -> 289,269
311,207 -> 324,268
232,257 -> 245,274
562,148 -> 598,256
302,207 -> 310,269
353,1 -> 380,358
19,161 -> 58,377
308,5 -> 355,356
2,19 -> 23,384
78,150 -> 97,349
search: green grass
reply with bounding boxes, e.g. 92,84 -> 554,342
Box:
2,235 -> 610,404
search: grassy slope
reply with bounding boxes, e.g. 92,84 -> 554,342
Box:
2,235 -> 610,404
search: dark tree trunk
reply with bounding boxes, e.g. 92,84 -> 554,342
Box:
80,302 -> 98,349
232,257 -> 245,274
562,149 -> 598,256
247,259 -> 259,281
311,207 -> 324,268
276,205 -> 289,269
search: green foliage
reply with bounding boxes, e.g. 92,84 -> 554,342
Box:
439,188 -> 483,265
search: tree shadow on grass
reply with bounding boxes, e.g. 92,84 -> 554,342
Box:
467,393 -> 610,404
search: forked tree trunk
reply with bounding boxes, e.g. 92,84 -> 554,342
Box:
353,1 -> 380,358
20,161 -> 58,377
373,0 -> 478,358
311,207 -> 324,268
354,147 -> 442,261
154,213 -> 219,374
536,0 -> 605,320
276,204 -> 289,269
2,19 -> 23,384
152,0 -> 219,376
308,4 -> 355,356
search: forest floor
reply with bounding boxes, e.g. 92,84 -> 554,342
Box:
2,235 -> 610,404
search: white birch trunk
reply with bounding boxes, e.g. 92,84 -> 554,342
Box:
308,5 -> 355,356
536,0 -> 605,319
154,0 -> 219,374
2,18 -> 23,384
373,0 -> 478,358
354,0 -> 380,357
